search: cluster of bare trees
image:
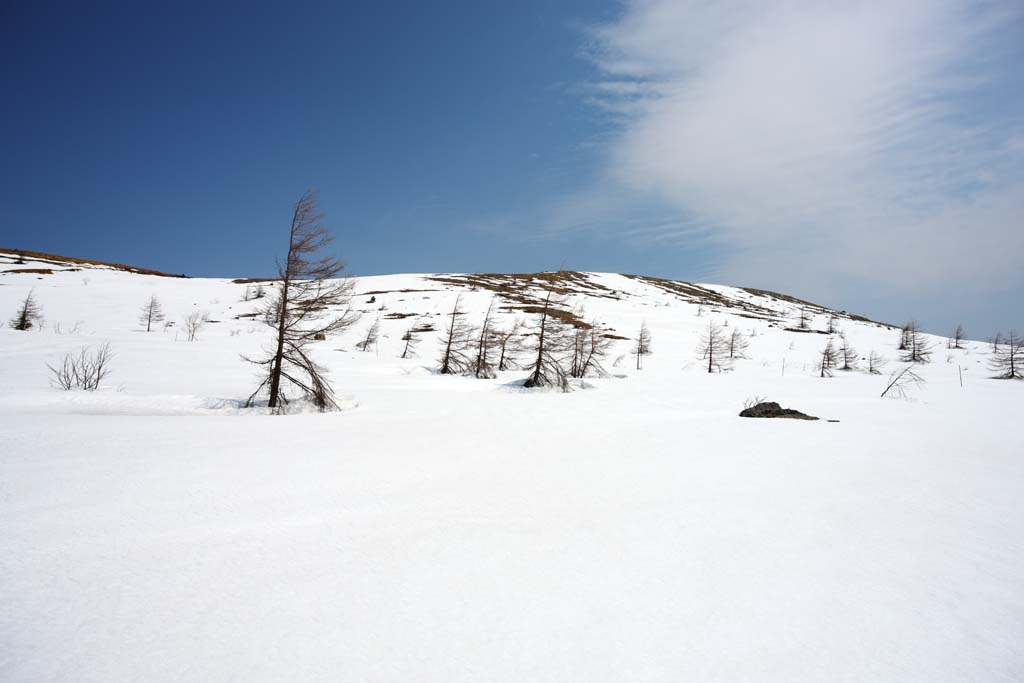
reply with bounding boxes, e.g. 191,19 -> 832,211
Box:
47,343 -> 114,391
9,290 -> 42,330
243,190 -> 359,412
433,278 -> 618,391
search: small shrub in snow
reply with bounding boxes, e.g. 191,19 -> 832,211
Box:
47,343 -> 114,391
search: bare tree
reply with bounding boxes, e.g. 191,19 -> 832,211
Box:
826,315 -> 837,335
495,318 -> 525,371
727,328 -> 749,359
898,323 -> 912,351
950,323 -> 966,350
634,321 -> 653,370
797,307 -> 811,330
989,331 -> 1004,354
697,299 -> 706,317
139,295 -> 166,332
400,327 -> 420,359
838,333 -> 858,370
900,321 -> 932,363
9,290 -> 42,330
867,350 -> 887,375
819,338 -> 839,378
243,190 -> 358,412
438,294 -> 474,375
523,284 -> 571,391
570,319 -> 612,378
696,320 -> 729,373
47,343 -> 114,391
471,298 -> 500,379
182,310 -> 209,342
356,318 -> 380,352
881,365 -> 925,398
990,330 -> 1023,380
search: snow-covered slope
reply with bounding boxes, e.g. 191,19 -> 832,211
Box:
1,250 -> 1021,682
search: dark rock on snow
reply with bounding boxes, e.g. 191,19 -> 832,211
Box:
739,401 -> 818,420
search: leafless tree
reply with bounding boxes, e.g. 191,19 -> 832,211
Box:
838,333 -> 858,370
989,330 -> 1023,380
950,323 -> 966,350
697,299 -> 706,317
439,294 -> 474,375
634,321 -> 653,370
570,319 -> 612,378
182,310 -> 209,342
139,295 -> 166,332
356,318 -> 380,352
400,327 -> 420,359
898,323 -> 912,351
471,298 -> 500,379
495,318 -> 525,371
47,343 -> 114,391
696,320 -> 729,373
9,290 -> 42,330
819,338 -> 839,377
797,307 -> 811,330
727,328 -> 749,359
523,284 -> 571,391
900,321 -> 932,363
881,365 -> 925,398
243,190 -> 359,412
989,331 -> 1004,354
826,315 -> 837,334
867,350 -> 887,375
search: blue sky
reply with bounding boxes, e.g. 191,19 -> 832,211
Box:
2,1 -> 1022,336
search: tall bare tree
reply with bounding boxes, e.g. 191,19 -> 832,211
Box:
570,319 -> 612,379
9,290 -> 42,330
439,294 -> 474,375
867,350 -> 886,375
495,318 -> 525,371
697,320 -> 729,373
634,321 -> 652,370
524,283 -> 570,391
819,338 -> 839,377
471,297 -> 500,379
900,321 -> 932,363
244,190 -> 358,412
797,307 -> 811,330
951,324 -> 966,349
139,294 -> 166,332
838,333 -> 858,370
400,327 -> 420,359
990,330 -> 1023,380
898,323 -> 912,351
727,328 -> 749,359
356,318 -> 380,352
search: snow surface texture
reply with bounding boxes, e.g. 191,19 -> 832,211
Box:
1,252 -> 1021,682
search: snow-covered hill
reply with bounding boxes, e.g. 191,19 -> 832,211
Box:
1,249 -> 1021,682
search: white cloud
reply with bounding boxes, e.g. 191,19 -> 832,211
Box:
574,0 -> 1024,305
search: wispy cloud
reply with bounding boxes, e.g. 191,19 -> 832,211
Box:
565,0 -> 1024,307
